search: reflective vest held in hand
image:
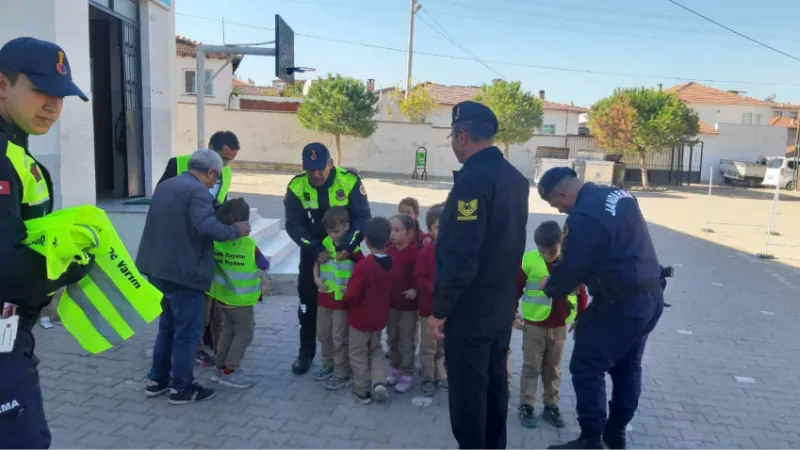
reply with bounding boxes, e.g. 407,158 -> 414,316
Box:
175,154 -> 232,203
209,237 -> 261,306
23,205 -> 163,354
318,236 -> 357,301
521,250 -> 577,324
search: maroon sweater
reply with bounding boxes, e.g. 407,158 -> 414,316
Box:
414,241 -> 436,317
318,249 -> 364,310
387,243 -> 420,311
343,255 -> 393,332
515,262 -> 588,328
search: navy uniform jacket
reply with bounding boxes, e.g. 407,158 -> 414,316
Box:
544,183 -> 661,301
284,168 -> 371,260
434,147 -> 529,336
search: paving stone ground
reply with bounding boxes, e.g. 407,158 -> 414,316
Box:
34,173 -> 800,449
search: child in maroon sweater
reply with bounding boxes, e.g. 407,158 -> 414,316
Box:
398,197 -> 429,247
414,205 -> 447,397
385,214 -> 420,393
343,217 -> 393,404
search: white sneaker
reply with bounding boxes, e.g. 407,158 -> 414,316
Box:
211,368 -> 222,383
39,317 -> 53,329
219,370 -> 254,389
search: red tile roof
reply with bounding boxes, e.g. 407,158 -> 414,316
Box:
769,116 -> 798,128
232,78 -> 252,88
698,120 -> 719,135
236,85 -> 281,96
176,35 -> 243,71
665,82 -> 768,107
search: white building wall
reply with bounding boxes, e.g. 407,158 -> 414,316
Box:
690,104 -> 773,126
176,56 -> 233,106
700,124 -> 788,182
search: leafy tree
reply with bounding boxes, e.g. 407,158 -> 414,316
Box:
279,81 -> 304,98
386,82 -> 437,122
474,80 -> 543,159
589,87 -> 699,188
297,74 -> 378,164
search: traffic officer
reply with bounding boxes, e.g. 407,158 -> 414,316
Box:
428,101 -> 529,449
0,37 -> 94,449
284,143 -> 370,375
537,167 -> 664,450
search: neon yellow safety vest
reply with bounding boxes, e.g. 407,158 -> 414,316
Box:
175,154 -> 232,204
520,250 -> 578,324
23,205 -> 163,354
287,167 -> 358,210
318,236 -> 359,301
5,141 -> 51,219
208,236 -> 261,306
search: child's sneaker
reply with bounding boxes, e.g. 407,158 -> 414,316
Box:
313,365 -> 334,381
394,375 -> 413,393
324,375 -> 353,391
541,404 -> 565,428
210,368 -> 224,383
144,379 -> 170,397
386,368 -> 400,386
195,351 -> 215,367
372,383 -> 389,403
219,370 -> 255,389
436,379 -> 449,392
421,380 -> 436,397
355,391 -> 373,404
518,404 -> 537,428
168,383 -> 216,405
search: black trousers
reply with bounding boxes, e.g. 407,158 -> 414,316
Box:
0,333 -> 51,449
297,255 -> 318,360
444,326 -> 512,449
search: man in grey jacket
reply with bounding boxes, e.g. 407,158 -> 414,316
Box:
137,149 -> 250,405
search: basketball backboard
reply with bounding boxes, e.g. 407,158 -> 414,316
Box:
275,14 -> 295,84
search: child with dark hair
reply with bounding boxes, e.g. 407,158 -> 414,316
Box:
414,205 -> 447,396
208,198 -> 270,389
397,197 -> 428,248
313,206 -> 363,390
515,220 -> 588,429
343,217 -> 393,404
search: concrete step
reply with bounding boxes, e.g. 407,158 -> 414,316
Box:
250,217 -> 280,242
255,231 -> 296,270
266,248 -> 300,295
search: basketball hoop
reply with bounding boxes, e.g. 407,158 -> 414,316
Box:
287,67 -> 316,75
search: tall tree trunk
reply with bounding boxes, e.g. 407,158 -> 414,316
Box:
639,151 -> 649,189
335,134 -> 342,165
503,142 -> 510,159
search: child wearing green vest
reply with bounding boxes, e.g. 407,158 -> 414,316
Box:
515,220 -> 588,429
208,198 -> 270,389
313,207 -> 363,390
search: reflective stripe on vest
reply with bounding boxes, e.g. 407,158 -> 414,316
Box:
287,167 -> 358,210
5,141 -> 51,218
175,154 -> 232,203
520,251 -> 578,324
319,236 -> 357,300
209,236 -> 261,306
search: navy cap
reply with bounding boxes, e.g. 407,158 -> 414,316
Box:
451,101 -> 499,135
302,142 -> 331,170
0,37 -> 88,102
537,167 -> 577,200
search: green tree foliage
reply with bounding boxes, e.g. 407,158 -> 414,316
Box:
386,82 -> 437,122
297,74 -> 378,164
474,80 -> 543,159
589,87 -> 699,188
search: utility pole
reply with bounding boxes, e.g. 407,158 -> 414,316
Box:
794,107 -> 800,191
405,0 -> 421,98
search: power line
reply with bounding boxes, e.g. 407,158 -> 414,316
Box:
175,12 -> 800,87
665,0 -> 800,63
416,11 -> 506,79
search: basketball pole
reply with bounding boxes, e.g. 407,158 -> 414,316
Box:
701,165 -> 714,233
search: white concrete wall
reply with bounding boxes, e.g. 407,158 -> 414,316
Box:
701,123 -> 788,182
690,104 -> 773,126
176,55 -> 233,106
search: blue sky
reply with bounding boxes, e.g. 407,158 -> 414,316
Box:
176,0 -> 800,107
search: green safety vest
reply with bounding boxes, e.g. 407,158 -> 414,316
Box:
520,250 -> 577,324
318,236 -> 358,300
208,236 -> 261,306
287,166 -> 358,210
23,205 -> 163,354
5,141 -> 51,219
175,154 -> 232,203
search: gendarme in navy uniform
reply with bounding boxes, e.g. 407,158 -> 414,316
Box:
538,167 -> 664,450
427,101 -> 529,449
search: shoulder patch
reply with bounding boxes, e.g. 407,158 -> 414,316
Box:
456,199 -> 478,221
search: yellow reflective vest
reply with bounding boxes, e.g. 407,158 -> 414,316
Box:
318,236 -> 358,301
175,154 -> 232,204
23,205 -> 163,354
209,236 -> 261,306
5,140 -> 51,219
287,167 -> 358,210
520,250 -> 577,324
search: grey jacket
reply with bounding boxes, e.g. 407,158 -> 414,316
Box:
136,171 -> 238,292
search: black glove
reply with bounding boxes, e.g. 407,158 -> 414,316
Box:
57,254 -> 97,287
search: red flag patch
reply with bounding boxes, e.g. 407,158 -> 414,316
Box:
0,181 -> 10,196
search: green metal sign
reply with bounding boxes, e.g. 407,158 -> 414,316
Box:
412,146 -> 428,180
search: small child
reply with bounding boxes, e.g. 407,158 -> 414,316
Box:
515,221 -> 588,429
313,206 -> 363,390
385,214 -> 420,393
414,205 -> 447,397
397,197 -> 428,247
209,198 -> 270,389
342,217 -> 394,404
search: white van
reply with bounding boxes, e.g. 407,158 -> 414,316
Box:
762,157 -> 797,190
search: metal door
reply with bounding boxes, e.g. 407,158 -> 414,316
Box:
120,21 -> 144,197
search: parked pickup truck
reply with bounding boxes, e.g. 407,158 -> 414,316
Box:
718,157 -> 767,186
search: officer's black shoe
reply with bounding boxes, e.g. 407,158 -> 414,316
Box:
602,425 -> 627,449
292,355 -> 313,375
547,437 -> 603,449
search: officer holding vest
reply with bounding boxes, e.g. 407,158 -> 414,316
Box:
284,143 -> 370,375
537,167 -> 664,450
0,37 -> 93,449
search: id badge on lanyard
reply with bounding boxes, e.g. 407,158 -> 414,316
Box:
1,303 -> 19,353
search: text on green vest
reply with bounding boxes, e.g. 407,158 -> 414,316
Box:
209,237 -> 261,306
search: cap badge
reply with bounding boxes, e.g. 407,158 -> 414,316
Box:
310,149 -> 317,160
56,51 -> 67,76
454,106 -> 460,120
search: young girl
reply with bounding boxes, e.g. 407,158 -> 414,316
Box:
385,214 -> 420,393
397,197 -> 428,248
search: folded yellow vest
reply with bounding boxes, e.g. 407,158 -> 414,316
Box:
23,205 -> 163,354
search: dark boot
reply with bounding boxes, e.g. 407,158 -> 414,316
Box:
548,436 -> 603,449
602,423 -> 627,449
292,354 -> 313,375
